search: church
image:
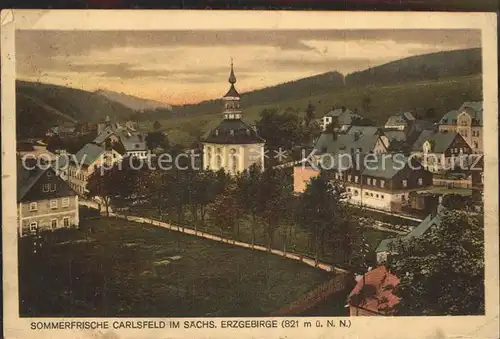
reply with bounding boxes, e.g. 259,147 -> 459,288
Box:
202,61 -> 265,174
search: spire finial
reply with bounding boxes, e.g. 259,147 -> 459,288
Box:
228,58 -> 236,84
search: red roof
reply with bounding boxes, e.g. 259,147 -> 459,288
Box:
348,266 -> 400,315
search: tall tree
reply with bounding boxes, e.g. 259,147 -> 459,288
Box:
305,102 -> 315,127
153,120 -> 161,131
296,173 -> 347,262
208,184 -> 241,239
388,210 -> 484,315
235,163 -> 263,246
257,167 -> 293,250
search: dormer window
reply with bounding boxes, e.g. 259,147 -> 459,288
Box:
215,129 -> 219,136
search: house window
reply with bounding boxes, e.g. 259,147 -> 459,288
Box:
62,197 -> 70,207
365,192 -> 369,196
63,217 -> 70,227
50,199 -> 58,209
418,178 -> 423,186
376,194 -> 379,198
347,188 -> 351,192
51,219 -> 58,229
50,183 -> 56,192
47,171 -> 52,177
29,202 -> 38,211
381,195 -> 385,199
354,176 -> 359,183
373,179 -> 377,186
380,180 -> 385,188
402,180 -> 408,188
43,184 -> 50,192
347,175 -> 352,182
29,222 -> 38,233
367,178 -> 371,185
354,190 -> 359,196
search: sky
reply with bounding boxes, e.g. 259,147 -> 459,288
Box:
16,29 -> 480,105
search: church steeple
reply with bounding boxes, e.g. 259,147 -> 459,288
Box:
223,58 -> 241,120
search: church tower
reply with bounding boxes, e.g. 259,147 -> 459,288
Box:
202,60 -> 265,174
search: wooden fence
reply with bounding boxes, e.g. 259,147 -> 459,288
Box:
270,272 -> 354,316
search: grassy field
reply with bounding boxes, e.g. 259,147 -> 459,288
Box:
150,75 -> 481,146
19,218 -> 338,317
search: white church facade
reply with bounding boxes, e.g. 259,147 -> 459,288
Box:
202,61 -> 265,174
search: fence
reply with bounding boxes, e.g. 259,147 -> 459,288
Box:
433,178 -> 472,189
270,272 -> 354,316
106,211 -> 348,274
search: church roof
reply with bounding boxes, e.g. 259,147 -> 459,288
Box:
203,119 -> 265,144
224,84 -> 240,98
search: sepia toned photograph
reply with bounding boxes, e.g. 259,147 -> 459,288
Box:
2,10 -> 498,339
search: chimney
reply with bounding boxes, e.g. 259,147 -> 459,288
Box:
354,131 -> 361,141
332,105 -> 336,111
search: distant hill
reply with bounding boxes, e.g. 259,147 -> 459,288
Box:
16,80 -> 137,138
95,89 -> 172,112
345,48 -> 481,87
172,48 -> 481,117
171,71 -> 345,117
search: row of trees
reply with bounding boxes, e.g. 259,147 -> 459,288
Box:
86,160 -> 365,267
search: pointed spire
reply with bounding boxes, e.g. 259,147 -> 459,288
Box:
228,57 -> 236,84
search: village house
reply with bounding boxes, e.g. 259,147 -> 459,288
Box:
67,143 -> 122,196
411,130 -> 472,173
384,111 -> 416,130
94,117 -> 148,159
347,266 -> 400,316
17,157 -> 79,237
319,106 -> 363,132
375,204 -> 445,264
438,101 -> 483,153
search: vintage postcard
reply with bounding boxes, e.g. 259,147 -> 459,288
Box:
1,9 -> 499,339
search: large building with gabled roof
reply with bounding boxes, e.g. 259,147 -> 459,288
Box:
202,61 -> 265,174
438,101 -> 483,153
17,157 -> 79,237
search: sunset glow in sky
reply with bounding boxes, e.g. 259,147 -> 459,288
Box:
16,30 -> 480,105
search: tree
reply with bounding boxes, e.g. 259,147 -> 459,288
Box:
145,131 -> 169,151
296,173 -> 350,263
388,210 -> 484,315
153,120 -> 161,131
305,102 -> 315,127
235,163 -> 263,246
86,165 -> 120,216
362,95 -> 372,113
257,167 -> 293,250
208,184 -> 241,238
441,193 -> 472,210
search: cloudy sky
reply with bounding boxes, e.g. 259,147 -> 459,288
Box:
16,29 -> 480,105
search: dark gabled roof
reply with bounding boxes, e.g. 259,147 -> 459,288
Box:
347,126 -> 380,136
17,159 -> 50,201
361,154 -> 419,179
376,207 -> 444,252
411,130 -> 460,153
203,119 -> 265,144
313,132 -> 383,155
383,130 -> 407,142
439,101 -> 483,125
73,143 -> 106,166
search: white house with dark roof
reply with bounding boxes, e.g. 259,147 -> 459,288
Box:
411,130 -> 472,173
438,101 -> 483,153
94,118 -> 148,159
67,143 -> 122,196
202,61 -> 265,174
384,112 -> 415,130
319,106 -> 363,132
17,157 -> 79,237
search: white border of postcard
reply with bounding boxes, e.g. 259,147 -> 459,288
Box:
2,9 -> 499,339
